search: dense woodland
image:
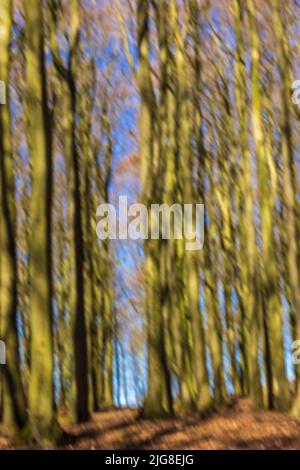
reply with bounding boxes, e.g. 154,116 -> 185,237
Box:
1,0 -> 300,447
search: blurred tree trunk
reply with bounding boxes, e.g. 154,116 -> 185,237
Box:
0,0 -> 27,435
234,0 -> 263,408
49,0 -> 89,423
138,0 -> 172,417
171,0 -> 210,411
272,0 -> 300,414
25,0 -> 57,442
98,102 -> 114,410
247,0 -> 288,411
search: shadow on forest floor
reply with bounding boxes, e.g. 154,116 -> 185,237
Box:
56,399 -> 300,450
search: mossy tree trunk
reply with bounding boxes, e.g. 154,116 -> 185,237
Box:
0,0 -> 27,435
25,0 -> 57,443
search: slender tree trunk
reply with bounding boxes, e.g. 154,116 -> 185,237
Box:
50,0 -> 89,422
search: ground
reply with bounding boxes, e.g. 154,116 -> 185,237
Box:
1,399 -> 300,449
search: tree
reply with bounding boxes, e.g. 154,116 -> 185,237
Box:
24,0 -> 57,443
0,0 -> 26,435
49,0 -> 89,423
137,0 -> 173,417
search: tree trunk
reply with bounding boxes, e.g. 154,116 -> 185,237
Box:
0,0 -> 26,435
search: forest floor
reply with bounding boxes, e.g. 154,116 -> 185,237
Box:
1,398 -> 300,449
